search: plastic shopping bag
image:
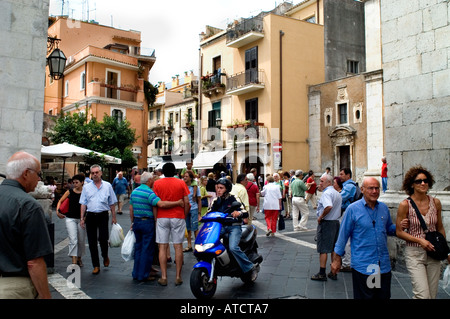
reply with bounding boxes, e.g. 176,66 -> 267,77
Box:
443,265 -> 450,289
121,230 -> 136,262
109,223 -> 124,248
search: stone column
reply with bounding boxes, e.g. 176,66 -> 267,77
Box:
0,0 -> 49,172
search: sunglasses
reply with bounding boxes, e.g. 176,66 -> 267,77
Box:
413,179 -> 429,185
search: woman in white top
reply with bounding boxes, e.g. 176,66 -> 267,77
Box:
261,176 -> 282,236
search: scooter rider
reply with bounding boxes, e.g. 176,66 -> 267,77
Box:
208,178 -> 259,280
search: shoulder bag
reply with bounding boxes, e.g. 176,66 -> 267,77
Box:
408,197 -> 450,260
58,197 -> 70,214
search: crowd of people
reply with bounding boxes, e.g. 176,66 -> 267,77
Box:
1,151 -> 448,300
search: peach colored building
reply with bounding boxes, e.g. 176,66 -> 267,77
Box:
44,17 -> 155,168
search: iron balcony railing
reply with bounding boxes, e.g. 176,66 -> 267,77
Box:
226,69 -> 264,91
226,16 -> 264,44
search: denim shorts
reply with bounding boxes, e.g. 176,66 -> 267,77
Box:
185,209 -> 199,231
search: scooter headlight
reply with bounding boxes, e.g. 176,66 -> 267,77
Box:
195,243 -> 215,252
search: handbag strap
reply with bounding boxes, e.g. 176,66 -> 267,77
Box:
407,197 -> 429,233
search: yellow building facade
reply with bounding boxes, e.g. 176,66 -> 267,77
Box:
199,5 -> 324,177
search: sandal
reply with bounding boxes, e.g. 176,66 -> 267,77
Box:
183,247 -> 193,252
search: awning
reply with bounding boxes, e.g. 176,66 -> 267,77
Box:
193,149 -> 232,170
41,142 -> 121,164
155,161 -> 186,170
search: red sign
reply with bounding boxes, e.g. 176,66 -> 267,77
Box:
273,142 -> 282,152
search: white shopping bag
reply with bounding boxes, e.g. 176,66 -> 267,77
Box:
109,223 -> 124,247
121,230 -> 136,262
443,265 -> 450,289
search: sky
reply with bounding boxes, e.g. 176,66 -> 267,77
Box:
49,0 -> 286,85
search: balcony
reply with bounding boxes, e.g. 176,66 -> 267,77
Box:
226,69 -> 264,96
226,122 -> 267,146
202,73 -> 226,97
226,16 -> 264,48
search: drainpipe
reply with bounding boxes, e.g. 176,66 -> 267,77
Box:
279,30 -> 284,168
317,0 -> 320,24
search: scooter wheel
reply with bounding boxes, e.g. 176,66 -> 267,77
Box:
190,268 -> 217,299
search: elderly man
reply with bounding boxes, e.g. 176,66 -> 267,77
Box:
0,151 -> 53,298
331,177 -> 396,299
290,170 -> 310,231
129,172 -> 184,282
80,164 -> 117,275
311,174 -> 342,281
112,171 -> 130,215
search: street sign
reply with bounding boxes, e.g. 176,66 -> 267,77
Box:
273,142 -> 282,152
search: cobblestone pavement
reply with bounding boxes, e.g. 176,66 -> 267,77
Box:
48,201 -> 450,300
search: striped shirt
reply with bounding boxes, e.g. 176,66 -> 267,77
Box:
130,184 -> 160,217
406,196 -> 438,247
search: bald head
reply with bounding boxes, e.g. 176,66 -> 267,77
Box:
6,151 -> 41,192
361,177 -> 381,207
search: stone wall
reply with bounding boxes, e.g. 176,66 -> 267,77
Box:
0,0 -> 49,171
381,0 -> 450,192
381,0 -> 450,250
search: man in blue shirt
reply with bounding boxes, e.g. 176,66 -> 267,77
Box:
339,167 -> 357,271
339,167 -> 357,212
80,164 -> 117,274
331,177 -> 396,299
112,171 -> 130,215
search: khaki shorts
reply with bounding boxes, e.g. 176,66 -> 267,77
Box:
116,193 -> 127,203
156,218 -> 185,244
0,276 -> 37,299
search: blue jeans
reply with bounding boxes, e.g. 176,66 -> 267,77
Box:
382,177 -> 388,193
221,225 -> 254,274
132,218 -> 155,281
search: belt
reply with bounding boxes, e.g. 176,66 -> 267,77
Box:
293,196 -> 304,198
86,211 -> 108,214
134,216 -> 152,220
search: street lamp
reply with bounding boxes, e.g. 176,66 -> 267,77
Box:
215,117 -> 223,128
47,37 -> 66,80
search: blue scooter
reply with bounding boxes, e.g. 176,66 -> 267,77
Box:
190,202 -> 263,299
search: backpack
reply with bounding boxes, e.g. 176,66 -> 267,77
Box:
349,181 -> 363,203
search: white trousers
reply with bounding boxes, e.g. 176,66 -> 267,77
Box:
65,217 -> 86,257
405,245 -> 441,299
292,197 -> 309,229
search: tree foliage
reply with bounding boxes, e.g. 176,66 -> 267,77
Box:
49,112 -> 137,168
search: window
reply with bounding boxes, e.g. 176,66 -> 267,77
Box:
245,47 -> 258,84
106,70 -> 120,99
245,98 -> 258,121
149,111 -> 154,121
188,108 -> 193,122
338,103 -> 348,124
347,60 -> 359,74
155,139 -> 162,149
208,102 -> 221,128
80,71 -> 86,91
156,109 -> 161,123
64,80 -> 69,97
112,109 -> 123,123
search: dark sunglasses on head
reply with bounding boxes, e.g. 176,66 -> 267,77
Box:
413,179 -> 429,185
